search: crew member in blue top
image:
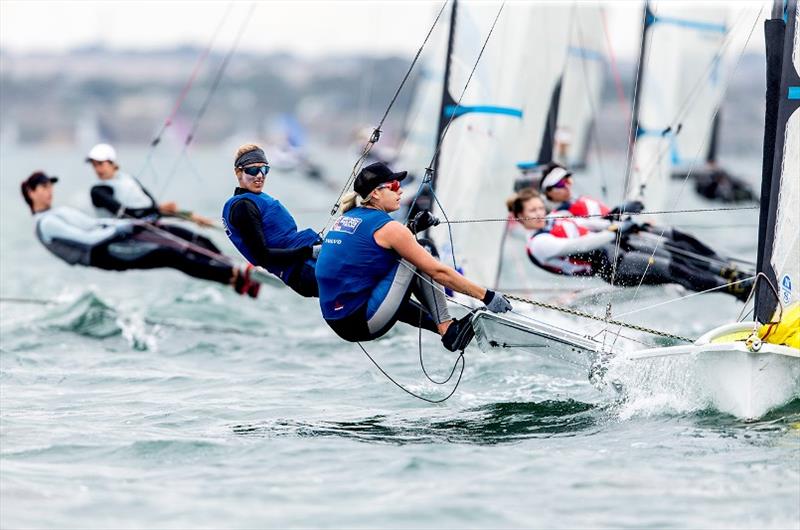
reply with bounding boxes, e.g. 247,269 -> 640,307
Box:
222,143 -> 321,297
315,162 -> 513,352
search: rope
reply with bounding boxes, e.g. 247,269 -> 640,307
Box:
357,343 -> 465,404
322,0 -> 450,231
158,3 -> 257,197
503,294 -> 693,342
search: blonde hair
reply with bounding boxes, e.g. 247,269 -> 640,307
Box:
506,187 -> 542,217
234,143 -> 261,168
339,190 -> 372,213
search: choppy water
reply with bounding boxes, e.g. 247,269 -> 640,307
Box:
1,146 -> 799,529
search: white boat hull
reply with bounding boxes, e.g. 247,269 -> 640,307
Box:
472,311 -> 600,378
624,322 -> 800,419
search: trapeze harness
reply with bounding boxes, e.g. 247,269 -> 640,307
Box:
34,207 -> 233,285
222,189 -> 320,297
315,207 -> 450,342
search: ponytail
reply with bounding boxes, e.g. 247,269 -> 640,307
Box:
340,191 -> 359,213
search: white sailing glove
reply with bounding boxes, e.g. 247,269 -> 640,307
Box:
483,289 -> 512,313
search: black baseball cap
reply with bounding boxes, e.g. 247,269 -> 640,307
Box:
23,171 -> 59,189
354,162 -> 407,198
21,171 -> 58,212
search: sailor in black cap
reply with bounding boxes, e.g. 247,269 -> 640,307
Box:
22,171 -> 260,297
315,162 -> 513,352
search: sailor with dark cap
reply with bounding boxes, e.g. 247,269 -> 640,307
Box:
315,161 -> 512,352
222,143 -> 322,297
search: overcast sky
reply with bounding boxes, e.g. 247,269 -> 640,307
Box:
0,1 -> 768,60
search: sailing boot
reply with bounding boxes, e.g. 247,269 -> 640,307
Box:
441,312 -> 476,352
234,265 -> 261,299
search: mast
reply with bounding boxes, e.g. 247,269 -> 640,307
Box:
755,0 -> 799,322
431,0 -> 459,190
536,77 -> 563,165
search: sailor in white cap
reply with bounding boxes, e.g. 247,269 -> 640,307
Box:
86,143 -> 213,227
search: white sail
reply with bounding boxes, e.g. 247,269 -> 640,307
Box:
555,4 -> 607,168
627,3 -> 728,214
432,3 -> 570,288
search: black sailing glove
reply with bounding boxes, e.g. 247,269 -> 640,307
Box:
407,210 -> 440,235
607,200 -> 645,220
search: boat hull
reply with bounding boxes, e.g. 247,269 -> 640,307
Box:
625,323 -> 800,419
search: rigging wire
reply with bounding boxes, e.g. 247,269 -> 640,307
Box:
157,3 -> 258,198
136,2 -> 235,185
438,205 -> 759,224
322,0 -> 450,232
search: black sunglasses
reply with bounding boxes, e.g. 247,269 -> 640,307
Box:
239,165 -> 270,177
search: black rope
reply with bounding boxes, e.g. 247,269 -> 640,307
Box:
357,342 -> 465,404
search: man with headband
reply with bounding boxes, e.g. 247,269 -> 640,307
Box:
222,144 -> 321,297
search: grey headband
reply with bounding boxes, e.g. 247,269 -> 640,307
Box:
235,148 -> 268,168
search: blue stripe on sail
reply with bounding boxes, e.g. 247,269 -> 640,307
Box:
789,87 -> 800,100
516,161 -> 544,171
443,104 -> 523,118
568,46 -> 605,63
649,14 -> 726,34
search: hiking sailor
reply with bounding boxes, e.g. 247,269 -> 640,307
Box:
506,187 -> 754,301
23,171 -> 260,297
315,162 -> 513,352
222,144 -> 321,297
537,162 -> 644,227
87,143 -> 215,227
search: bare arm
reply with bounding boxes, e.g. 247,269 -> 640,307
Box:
374,221 -> 487,301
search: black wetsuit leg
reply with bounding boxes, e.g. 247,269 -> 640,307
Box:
285,260 -> 320,298
157,224 -> 221,253
90,235 -> 233,285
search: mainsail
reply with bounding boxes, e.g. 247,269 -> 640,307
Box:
625,2 -> 728,214
756,0 -> 800,323
430,2 -> 571,288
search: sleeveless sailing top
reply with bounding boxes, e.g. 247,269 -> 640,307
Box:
315,207 -> 397,319
221,191 -> 319,282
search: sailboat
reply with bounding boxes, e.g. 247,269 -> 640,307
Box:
619,0 -> 800,419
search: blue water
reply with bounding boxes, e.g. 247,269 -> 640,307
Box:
1,146 -> 799,529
